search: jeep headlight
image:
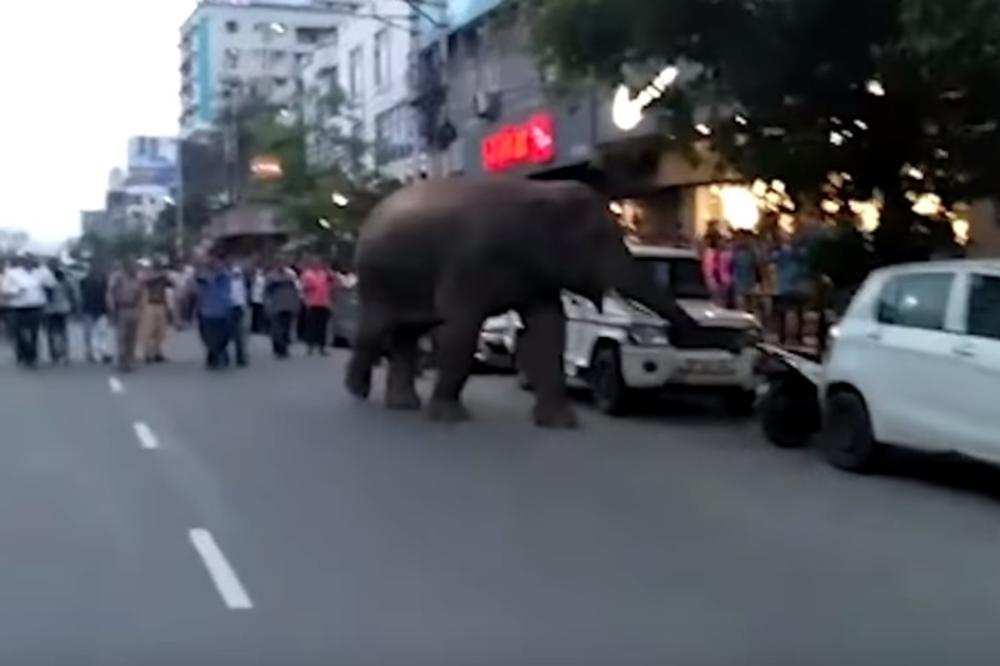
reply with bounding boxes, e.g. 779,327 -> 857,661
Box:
627,324 -> 671,346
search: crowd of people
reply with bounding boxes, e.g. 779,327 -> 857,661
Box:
699,225 -> 815,346
0,253 -> 349,372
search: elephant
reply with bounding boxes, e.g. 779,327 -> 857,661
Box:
345,176 -> 707,428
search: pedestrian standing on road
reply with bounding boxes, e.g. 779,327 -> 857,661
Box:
771,233 -> 807,346
264,257 -> 301,359
731,232 -> 760,313
249,264 -> 267,335
0,255 -> 48,367
228,260 -> 250,367
80,262 -> 113,364
43,265 -> 76,364
301,255 -> 333,356
141,259 -> 173,363
108,258 -> 145,373
195,255 -> 234,371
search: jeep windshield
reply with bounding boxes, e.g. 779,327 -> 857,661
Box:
637,256 -> 712,300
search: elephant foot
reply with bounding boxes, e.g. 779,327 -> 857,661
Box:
533,402 -> 579,429
386,388 -> 422,411
428,399 -> 471,423
345,367 -> 371,400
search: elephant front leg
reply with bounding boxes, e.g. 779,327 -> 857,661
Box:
428,316 -> 482,423
385,328 -> 422,410
519,301 -> 578,429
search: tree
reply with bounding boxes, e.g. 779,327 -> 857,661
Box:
533,0 -> 1000,265
231,86 -> 402,250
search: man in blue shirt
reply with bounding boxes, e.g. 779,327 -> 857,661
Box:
196,255 -> 234,370
771,235 -> 807,345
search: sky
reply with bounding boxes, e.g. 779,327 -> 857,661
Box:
0,0 -> 193,247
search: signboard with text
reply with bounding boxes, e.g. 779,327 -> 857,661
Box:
481,114 -> 556,173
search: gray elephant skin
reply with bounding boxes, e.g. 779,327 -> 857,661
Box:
345,176 -> 706,428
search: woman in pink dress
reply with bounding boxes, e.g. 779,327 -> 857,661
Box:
300,256 -> 334,355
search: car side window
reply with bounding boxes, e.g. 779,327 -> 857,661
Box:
876,273 -> 954,331
967,274 -> 1000,341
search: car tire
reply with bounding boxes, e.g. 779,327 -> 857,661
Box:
724,388 -> 757,418
591,347 -> 629,416
760,377 -> 817,449
820,391 -> 880,473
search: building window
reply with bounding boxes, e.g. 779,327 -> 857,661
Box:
225,20 -> 239,34
269,50 -> 287,67
374,104 -> 415,165
224,48 -> 240,70
349,46 -> 363,99
374,28 -> 390,91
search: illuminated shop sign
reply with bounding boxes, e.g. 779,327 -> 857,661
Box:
481,114 -> 556,172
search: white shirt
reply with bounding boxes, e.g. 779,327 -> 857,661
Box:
251,271 -> 266,304
230,268 -> 248,308
1,266 -> 48,308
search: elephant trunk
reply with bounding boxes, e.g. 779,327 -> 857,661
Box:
610,255 -> 731,349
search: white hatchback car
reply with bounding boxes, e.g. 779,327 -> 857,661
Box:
821,259 -> 1000,471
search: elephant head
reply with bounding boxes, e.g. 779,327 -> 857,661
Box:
546,183 -> 705,343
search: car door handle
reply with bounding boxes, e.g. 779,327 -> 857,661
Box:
952,345 -> 976,359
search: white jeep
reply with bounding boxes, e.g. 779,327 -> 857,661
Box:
562,245 -> 762,415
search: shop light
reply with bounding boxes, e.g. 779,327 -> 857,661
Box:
695,123 -> 712,137
717,185 -> 760,231
829,131 -> 845,146
866,79 -> 886,97
953,218 -> 971,245
317,218 -> 332,230
849,199 -> 882,233
331,192 -> 350,207
735,114 -> 749,126
854,119 -> 869,130
609,201 -> 624,216
821,199 -> 842,215
912,193 -> 943,217
906,166 -> 925,180
611,65 -> 680,131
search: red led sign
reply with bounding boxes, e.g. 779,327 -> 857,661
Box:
481,113 -> 556,172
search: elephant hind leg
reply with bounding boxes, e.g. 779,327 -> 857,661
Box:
428,315 -> 483,423
519,301 -> 578,429
385,326 -> 423,410
345,308 -> 391,400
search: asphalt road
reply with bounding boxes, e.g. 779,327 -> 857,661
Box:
3,330 -> 1000,665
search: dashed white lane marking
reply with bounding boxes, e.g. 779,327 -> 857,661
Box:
109,377 -> 124,394
133,422 -> 159,450
188,529 -> 254,610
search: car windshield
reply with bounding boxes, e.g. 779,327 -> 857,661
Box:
637,256 -> 712,300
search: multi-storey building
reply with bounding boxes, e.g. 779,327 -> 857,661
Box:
180,0 -> 352,136
301,0 -> 432,180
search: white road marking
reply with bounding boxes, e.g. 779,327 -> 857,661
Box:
133,422 -> 159,450
188,529 -> 254,610
109,377 -> 124,394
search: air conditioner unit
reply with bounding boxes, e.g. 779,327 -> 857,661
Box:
473,90 -> 500,119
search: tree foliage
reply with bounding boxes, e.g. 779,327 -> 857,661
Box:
233,89 -> 401,249
533,0 -> 1000,264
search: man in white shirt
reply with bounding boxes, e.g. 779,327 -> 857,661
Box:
0,255 -> 51,366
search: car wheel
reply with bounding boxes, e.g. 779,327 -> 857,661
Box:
724,388 -> 757,418
760,377 -> 817,449
821,391 -> 880,472
591,347 -> 629,415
